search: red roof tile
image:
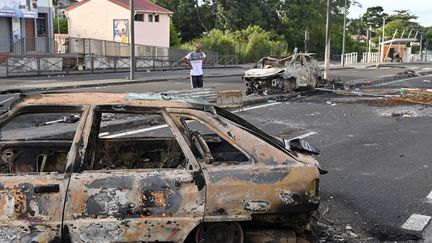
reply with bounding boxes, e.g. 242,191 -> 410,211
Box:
110,0 -> 173,13
66,0 -> 173,14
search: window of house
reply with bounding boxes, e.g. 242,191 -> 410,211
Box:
175,115 -> 249,165
155,14 -> 159,22
148,14 -> 153,22
0,112 -> 82,173
92,112 -> 187,170
36,13 -> 47,37
134,14 -> 144,22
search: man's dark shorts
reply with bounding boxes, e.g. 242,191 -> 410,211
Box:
191,75 -> 203,88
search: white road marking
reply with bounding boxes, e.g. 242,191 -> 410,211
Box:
0,96 -> 15,105
427,191 -> 432,200
101,124 -> 169,138
292,132 -> 317,140
234,102 -> 281,113
99,102 -> 282,138
371,74 -> 432,87
401,214 -> 431,231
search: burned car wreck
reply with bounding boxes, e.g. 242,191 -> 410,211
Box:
0,93 -> 321,242
243,53 -> 323,95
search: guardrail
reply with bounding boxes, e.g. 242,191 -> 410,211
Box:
1,54 -> 239,77
343,52 -> 358,65
361,52 -> 380,63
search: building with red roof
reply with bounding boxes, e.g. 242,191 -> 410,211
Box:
65,0 -> 173,47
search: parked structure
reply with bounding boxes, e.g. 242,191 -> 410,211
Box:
380,38 -> 418,62
0,0 -> 54,61
65,0 -> 172,48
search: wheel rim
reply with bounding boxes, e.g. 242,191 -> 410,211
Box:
195,222 -> 244,243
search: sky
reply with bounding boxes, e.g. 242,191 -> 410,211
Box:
348,0 -> 432,27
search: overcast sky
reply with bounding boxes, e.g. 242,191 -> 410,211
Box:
348,0 -> 432,27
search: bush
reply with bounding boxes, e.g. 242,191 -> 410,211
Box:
183,25 -> 289,63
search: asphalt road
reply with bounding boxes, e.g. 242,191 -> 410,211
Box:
238,94 -> 432,242
1,68 -> 432,242
366,74 -> 432,90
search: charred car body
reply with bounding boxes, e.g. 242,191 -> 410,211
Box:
0,93 -> 321,242
243,54 -> 323,95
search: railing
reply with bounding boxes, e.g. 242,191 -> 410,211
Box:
361,52 -> 380,63
2,54 -> 239,77
343,52 -> 358,65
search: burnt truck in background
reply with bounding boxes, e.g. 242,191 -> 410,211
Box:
243,53 -> 323,95
0,92 -> 321,243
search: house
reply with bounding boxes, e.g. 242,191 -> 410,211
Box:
0,0 -> 55,59
65,0 -> 173,48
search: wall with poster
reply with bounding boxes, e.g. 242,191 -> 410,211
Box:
0,0 -> 38,18
113,19 -> 129,43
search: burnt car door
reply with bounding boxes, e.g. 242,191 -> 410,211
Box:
167,107 -> 320,222
64,107 -> 205,242
0,106 -> 88,242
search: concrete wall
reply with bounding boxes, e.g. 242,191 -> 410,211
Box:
134,13 -> 170,47
67,0 -> 171,48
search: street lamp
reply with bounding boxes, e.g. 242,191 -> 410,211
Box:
324,0 -> 331,80
129,0 -> 135,80
341,0 -> 347,67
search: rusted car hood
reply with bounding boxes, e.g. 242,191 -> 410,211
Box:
244,68 -> 285,78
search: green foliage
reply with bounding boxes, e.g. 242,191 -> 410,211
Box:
361,6 -> 388,28
182,25 -> 289,63
53,17 -> 68,34
169,19 -> 182,47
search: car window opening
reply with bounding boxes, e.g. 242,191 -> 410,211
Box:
91,112 -> 187,170
0,112 -> 82,174
177,116 -> 249,165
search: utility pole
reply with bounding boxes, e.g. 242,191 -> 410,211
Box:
324,0 -> 331,80
304,29 -> 309,53
129,0 -> 135,80
341,0 -> 347,66
381,17 -> 386,62
367,25 -> 372,63
420,34 -> 423,62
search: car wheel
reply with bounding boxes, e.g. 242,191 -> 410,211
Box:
195,222 -> 244,243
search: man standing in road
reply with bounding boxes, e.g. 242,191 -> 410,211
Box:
184,43 -> 207,88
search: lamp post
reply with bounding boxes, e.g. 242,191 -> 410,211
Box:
129,0 -> 135,80
324,0 -> 331,80
341,0 -> 347,67
381,17 -> 386,62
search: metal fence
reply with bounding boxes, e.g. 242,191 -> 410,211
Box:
2,54 -> 239,77
0,37 -> 239,77
12,37 -> 220,61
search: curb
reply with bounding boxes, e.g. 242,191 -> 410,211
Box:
0,65 -> 244,79
0,73 -> 242,94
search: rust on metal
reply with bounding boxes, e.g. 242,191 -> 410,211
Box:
243,53 -> 323,95
0,92 -> 321,242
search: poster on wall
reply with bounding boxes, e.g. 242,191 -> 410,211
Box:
0,0 -> 38,18
113,19 -> 129,43
12,17 -> 21,42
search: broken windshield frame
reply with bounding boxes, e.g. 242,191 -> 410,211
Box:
213,106 -> 297,158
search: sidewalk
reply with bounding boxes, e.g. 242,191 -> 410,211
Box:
2,63 -> 432,94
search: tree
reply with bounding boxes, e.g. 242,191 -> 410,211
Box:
388,10 -> 418,23
361,6 -> 388,28
169,19 -> 182,47
53,17 -> 68,34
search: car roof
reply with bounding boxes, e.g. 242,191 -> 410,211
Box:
12,92 -> 207,110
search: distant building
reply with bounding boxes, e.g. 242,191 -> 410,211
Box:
65,0 -> 173,48
0,0 -> 54,57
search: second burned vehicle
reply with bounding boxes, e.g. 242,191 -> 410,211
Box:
243,53 -> 323,95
